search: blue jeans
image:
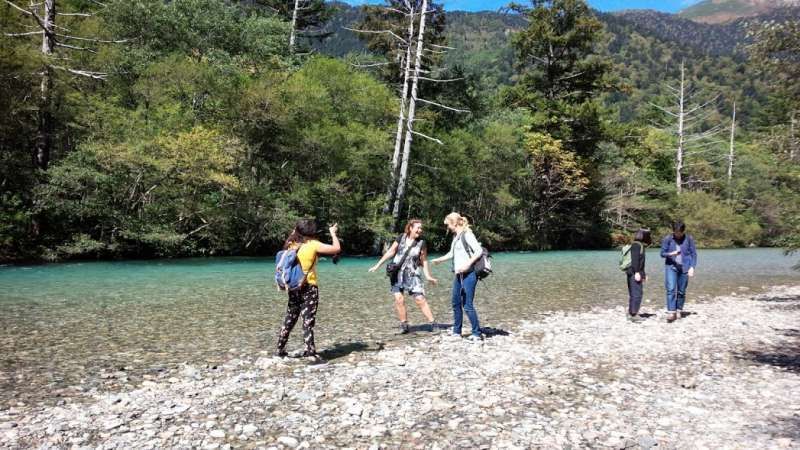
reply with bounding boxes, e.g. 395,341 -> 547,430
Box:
664,266 -> 689,312
452,271 -> 480,337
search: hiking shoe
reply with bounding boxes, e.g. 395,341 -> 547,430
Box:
399,322 -> 410,334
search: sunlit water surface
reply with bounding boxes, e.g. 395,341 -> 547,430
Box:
0,249 -> 796,406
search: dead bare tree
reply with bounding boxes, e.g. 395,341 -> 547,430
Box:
791,111 -> 798,162
3,0 -> 124,170
728,100 -> 736,184
650,60 -> 724,193
349,0 -> 467,234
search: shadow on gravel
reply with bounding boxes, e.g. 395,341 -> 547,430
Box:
738,328 -> 800,374
479,326 -> 510,339
755,294 -> 800,304
320,342 -> 384,361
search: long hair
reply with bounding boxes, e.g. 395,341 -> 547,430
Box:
283,219 -> 318,249
443,212 -> 470,229
404,219 -> 423,237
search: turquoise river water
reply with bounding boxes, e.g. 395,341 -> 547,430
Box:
0,249 -> 797,407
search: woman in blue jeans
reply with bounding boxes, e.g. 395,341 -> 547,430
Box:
431,212 -> 483,341
660,221 -> 698,322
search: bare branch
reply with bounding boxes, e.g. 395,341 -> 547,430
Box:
416,98 -> 470,113
56,33 -> 128,44
411,130 -> 443,145
343,27 -> 407,44
3,0 -> 32,16
51,64 -> 106,79
4,31 -> 43,37
57,12 -> 92,17
56,42 -> 97,53
414,76 -> 464,83
429,43 -> 455,50
649,102 -> 679,117
351,62 -> 391,68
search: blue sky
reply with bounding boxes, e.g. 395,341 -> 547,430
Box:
341,0 -> 703,13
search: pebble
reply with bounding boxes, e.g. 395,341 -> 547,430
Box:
1,286 -> 798,449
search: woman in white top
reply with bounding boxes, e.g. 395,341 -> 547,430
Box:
431,213 -> 482,341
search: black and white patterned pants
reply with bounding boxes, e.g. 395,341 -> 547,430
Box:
276,284 -> 320,355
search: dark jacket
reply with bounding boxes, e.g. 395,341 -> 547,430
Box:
660,234 -> 697,273
626,241 -> 646,277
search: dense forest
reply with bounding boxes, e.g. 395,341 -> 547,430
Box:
1,0 -> 798,262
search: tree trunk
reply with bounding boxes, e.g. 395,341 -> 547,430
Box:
35,0 -> 56,170
392,0 -> 427,224
675,60 -> 685,194
382,5 -> 415,217
727,100 -> 736,184
791,110 -> 797,162
289,0 -> 301,53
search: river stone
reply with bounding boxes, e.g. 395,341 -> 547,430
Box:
277,436 -> 299,447
209,429 -> 225,439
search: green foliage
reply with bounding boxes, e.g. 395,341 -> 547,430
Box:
1,0 -> 800,262
675,191 -> 761,248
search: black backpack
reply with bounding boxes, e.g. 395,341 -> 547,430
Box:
461,233 -> 492,280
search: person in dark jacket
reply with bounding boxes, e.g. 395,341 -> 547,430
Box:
660,221 -> 698,323
626,228 -> 652,321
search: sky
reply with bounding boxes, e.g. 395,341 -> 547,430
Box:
340,0 -> 704,13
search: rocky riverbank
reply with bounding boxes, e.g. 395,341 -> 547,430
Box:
2,285 -> 800,449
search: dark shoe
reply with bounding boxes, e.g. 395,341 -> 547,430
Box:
274,350 -> 288,358
666,312 -> 677,323
399,322 -> 410,334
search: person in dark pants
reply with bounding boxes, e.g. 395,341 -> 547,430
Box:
660,221 -> 698,323
275,219 -> 341,362
626,228 -> 652,322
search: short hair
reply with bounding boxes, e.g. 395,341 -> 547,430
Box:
634,228 -> 652,245
672,221 -> 686,233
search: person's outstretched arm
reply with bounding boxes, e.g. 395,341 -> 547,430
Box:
316,223 -> 341,255
420,247 -> 438,285
369,241 -> 399,272
431,240 -> 454,265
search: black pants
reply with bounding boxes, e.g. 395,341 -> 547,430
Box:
276,284 -> 320,355
626,274 -> 643,315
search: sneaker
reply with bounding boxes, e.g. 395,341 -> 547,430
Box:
399,322 -> 410,334
676,309 -> 684,319
466,334 -> 483,343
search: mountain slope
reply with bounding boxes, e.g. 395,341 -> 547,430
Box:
679,0 -> 800,24
316,4 -> 787,125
